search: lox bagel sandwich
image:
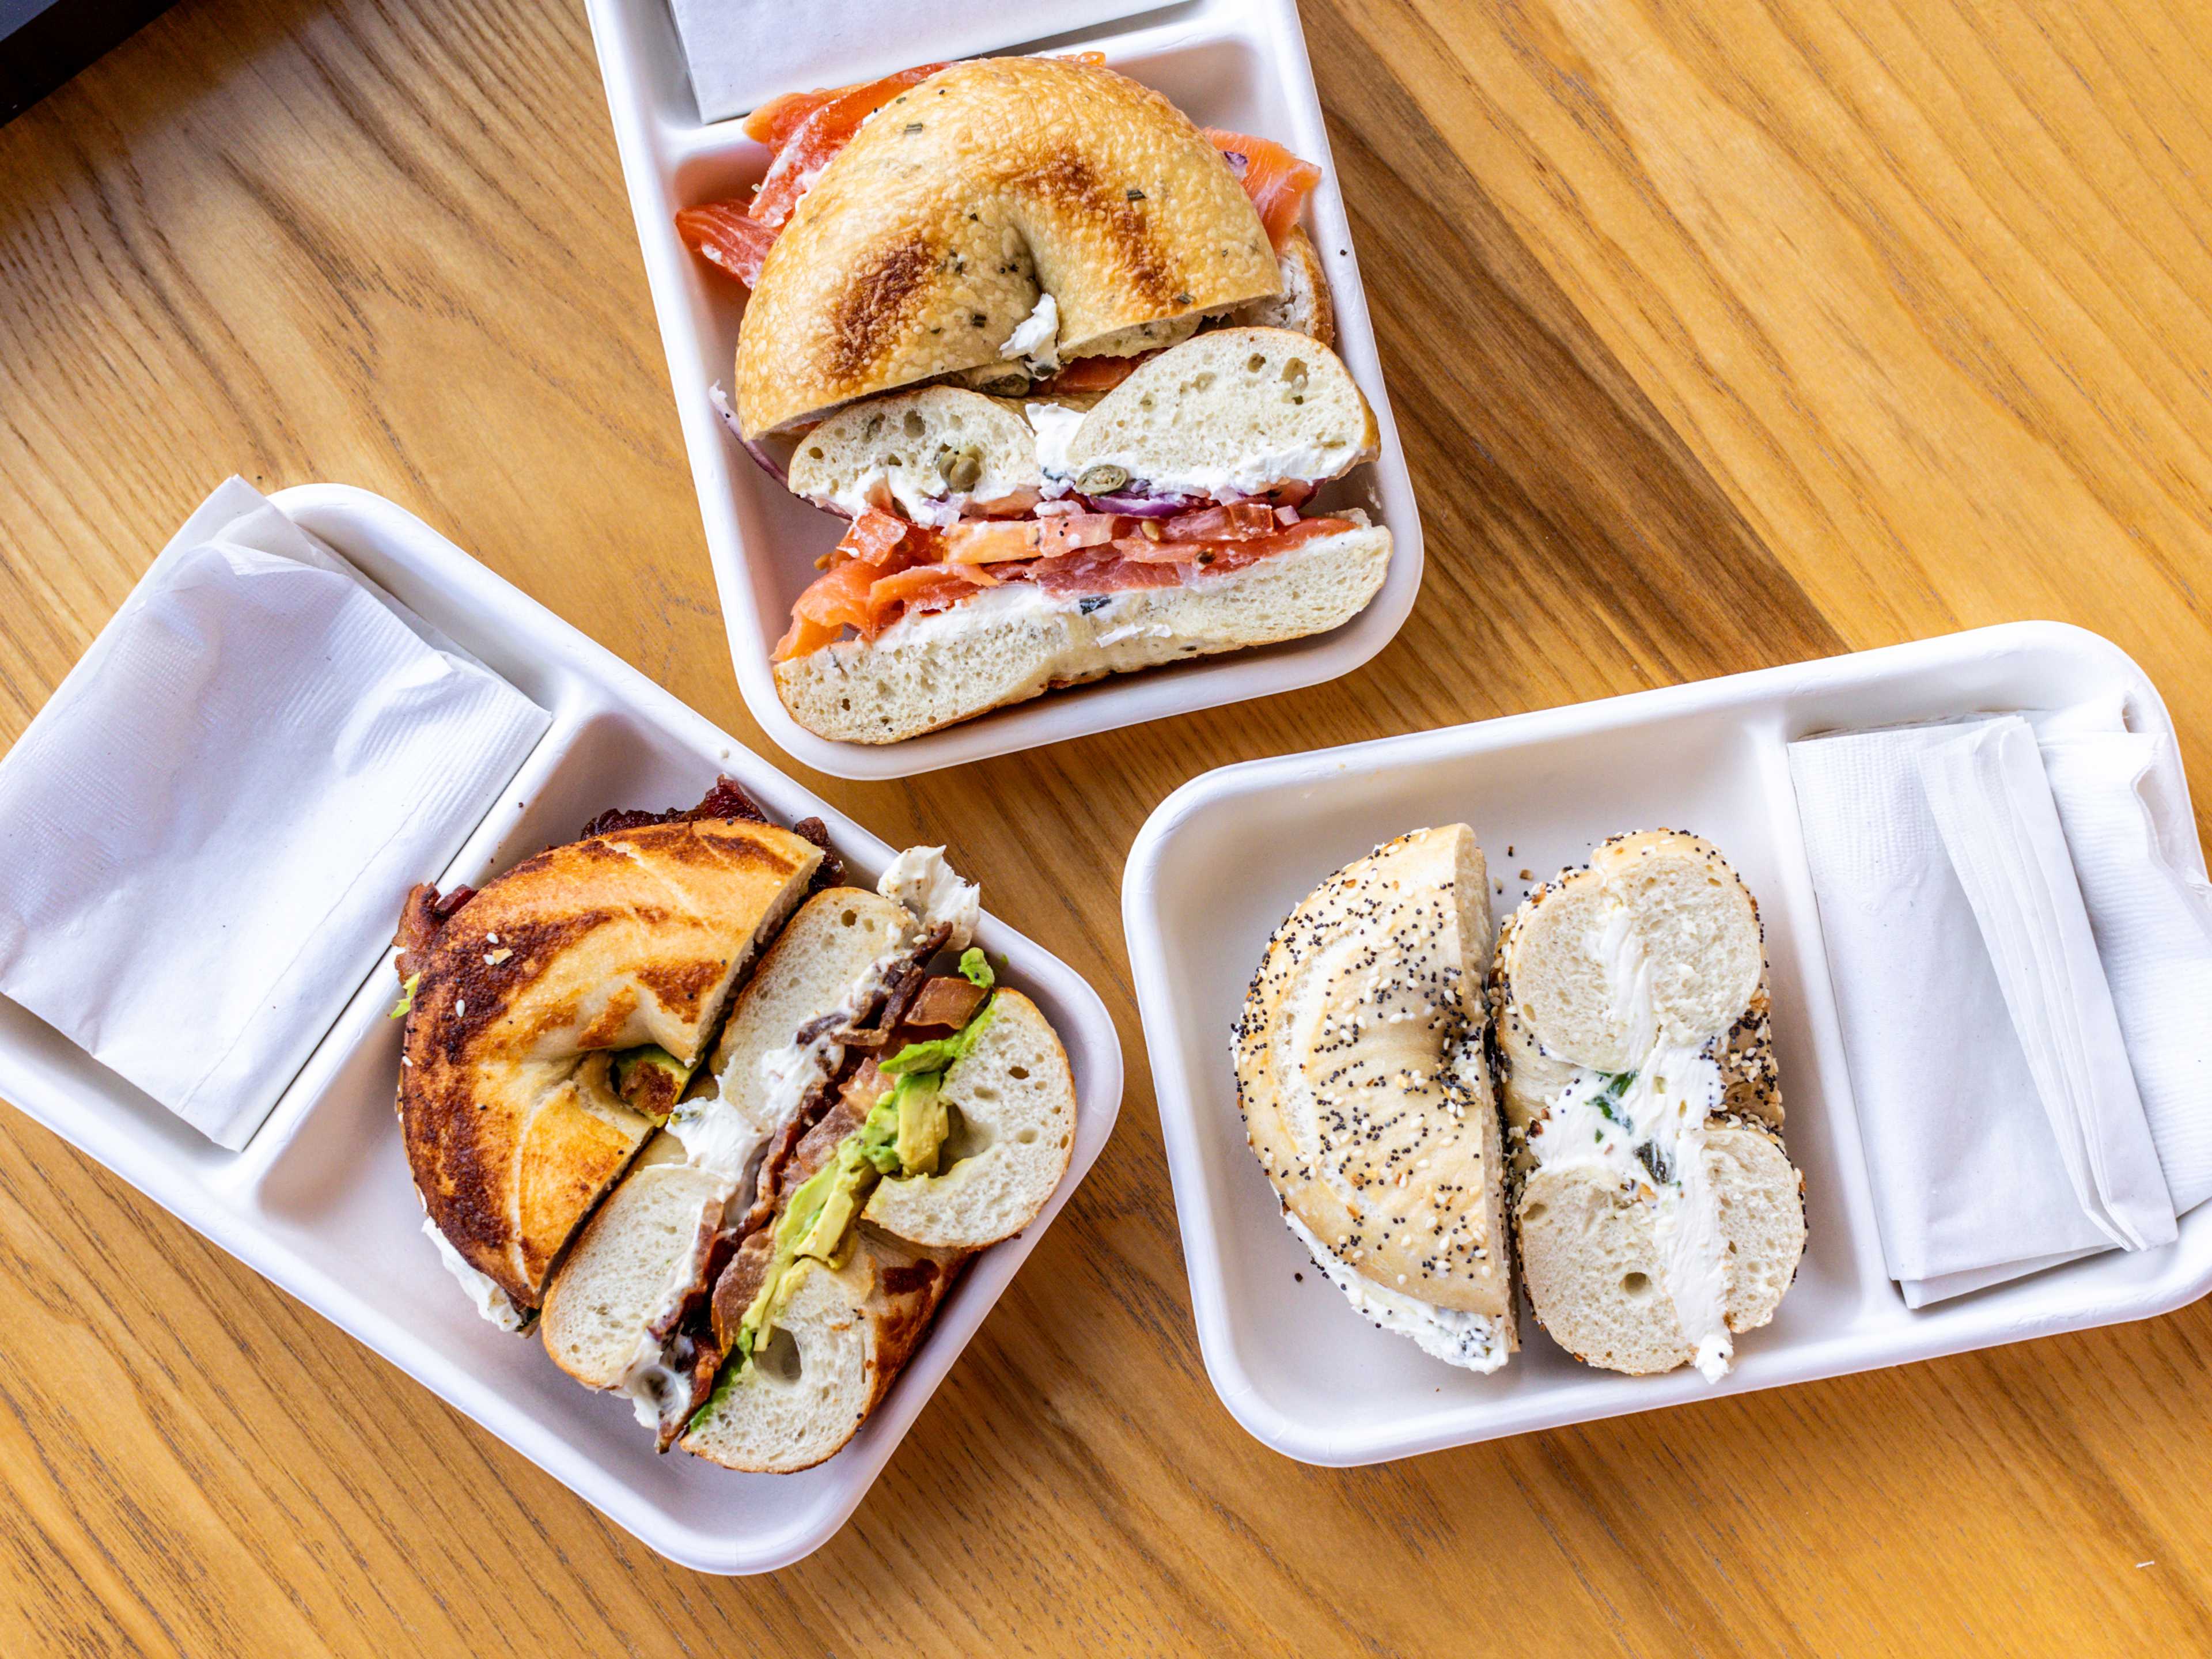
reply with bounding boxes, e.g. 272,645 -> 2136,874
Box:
676,55 -> 1391,743
1234,826 -> 1517,1373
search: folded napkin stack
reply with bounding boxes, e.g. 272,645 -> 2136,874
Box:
1789,701 -> 2212,1305
666,0 -> 1162,124
0,480 -> 550,1149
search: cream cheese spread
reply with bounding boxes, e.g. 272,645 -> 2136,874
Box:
1523,896 -> 1734,1381
876,845 -> 981,951
1025,402 -> 1086,491
1002,292 -> 1060,375
1285,1212 -> 1509,1373
423,1218 -> 527,1332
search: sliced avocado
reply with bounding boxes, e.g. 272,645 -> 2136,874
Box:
893,1074 -> 949,1176
957,946 -> 995,989
611,1043 -> 693,1122
878,996 -> 998,1080
695,989 -> 1001,1420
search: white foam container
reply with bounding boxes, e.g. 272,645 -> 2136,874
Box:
582,0 -> 1423,778
0,485 -> 1122,1573
1123,622 -> 2212,1464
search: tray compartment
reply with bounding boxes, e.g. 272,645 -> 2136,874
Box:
1126,623 -> 2212,1463
583,0 -> 1427,776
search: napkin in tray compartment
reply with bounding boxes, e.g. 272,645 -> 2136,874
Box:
0,479 -> 551,1149
664,0 -> 1163,125
1789,709 -> 2210,1305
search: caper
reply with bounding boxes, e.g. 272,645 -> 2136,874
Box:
1076,464 -> 1129,494
938,445 -> 984,491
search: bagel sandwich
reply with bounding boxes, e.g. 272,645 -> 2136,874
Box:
539,850 -> 1076,1465
769,327 -> 1390,744
1490,832 -> 1805,1380
392,779 -> 827,1325
1234,826 -> 1517,1374
672,56 -> 1388,743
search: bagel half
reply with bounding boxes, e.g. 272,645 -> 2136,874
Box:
1234,825 -> 1516,1373
786,388 -> 1043,526
540,884 -> 942,1430
395,818 -> 822,1308
1490,831 -> 1804,1379
864,988 -> 1074,1248
773,515 -> 1390,744
1048,327 -> 1378,501
680,1226 -> 964,1474
736,56 -> 1281,435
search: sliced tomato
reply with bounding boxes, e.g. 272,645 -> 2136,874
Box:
675,203 -> 782,290
1203,129 -> 1322,251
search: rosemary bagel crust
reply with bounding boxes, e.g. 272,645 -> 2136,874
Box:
735,56 -> 1282,436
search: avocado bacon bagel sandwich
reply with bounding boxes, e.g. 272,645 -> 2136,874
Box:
394,780 -> 1076,1472
677,53 -> 1392,744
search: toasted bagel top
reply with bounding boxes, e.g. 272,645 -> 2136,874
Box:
734,56 -> 1282,436
398,819 -> 821,1305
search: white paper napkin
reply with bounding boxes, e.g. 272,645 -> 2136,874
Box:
1788,709 -> 2212,1306
666,0 -> 1162,124
0,479 -> 551,1149
2037,702 -> 2212,1211
1918,718 -> 2174,1252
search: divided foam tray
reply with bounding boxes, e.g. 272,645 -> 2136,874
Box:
1123,622 -> 2210,1464
583,0 -> 1425,777
0,484 -> 1123,1573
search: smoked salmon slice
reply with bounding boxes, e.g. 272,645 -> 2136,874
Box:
683,63 -> 949,290
1203,129 -> 1321,251
674,203 -> 781,290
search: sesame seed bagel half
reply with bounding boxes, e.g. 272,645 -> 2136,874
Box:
735,55 -> 1282,437
1233,825 -> 1517,1372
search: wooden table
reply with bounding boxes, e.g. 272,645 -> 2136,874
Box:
2,0 -> 2209,1651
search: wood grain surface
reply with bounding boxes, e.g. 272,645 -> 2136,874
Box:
2,0 -> 2210,1652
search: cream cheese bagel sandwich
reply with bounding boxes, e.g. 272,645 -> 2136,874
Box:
1233,825 -> 1517,1373
1490,831 -> 1805,1380
676,54 -> 1393,743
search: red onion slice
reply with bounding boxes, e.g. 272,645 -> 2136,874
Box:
708,382 -> 793,490
1084,492 -> 1198,517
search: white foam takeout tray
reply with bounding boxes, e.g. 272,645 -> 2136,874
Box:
0,485 -> 1122,1573
1123,622 -> 2211,1465
582,0 -> 1424,778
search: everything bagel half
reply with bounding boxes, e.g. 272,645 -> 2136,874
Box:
734,55 -> 1281,435
394,816 -> 823,1312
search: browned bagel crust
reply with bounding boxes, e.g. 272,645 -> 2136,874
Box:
398,819 -> 821,1306
736,57 -> 1282,435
